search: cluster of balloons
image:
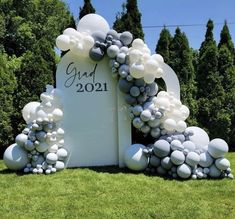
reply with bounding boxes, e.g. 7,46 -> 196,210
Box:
124,127 -> 233,179
3,85 -> 68,174
4,14 -> 233,180
56,28 -> 95,57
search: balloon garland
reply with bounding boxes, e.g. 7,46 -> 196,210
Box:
3,14 -> 233,179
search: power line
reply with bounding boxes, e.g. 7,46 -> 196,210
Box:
143,21 -> 235,29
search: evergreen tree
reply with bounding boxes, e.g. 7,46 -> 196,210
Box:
155,27 -> 172,63
168,27 -> 198,125
79,0 -> 96,19
218,23 -> 235,147
11,38 -> 56,136
0,53 -> 17,152
0,0 -> 73,142
218,21 -> 235,63
196,19 -> 225,139
113,0 -> 144,40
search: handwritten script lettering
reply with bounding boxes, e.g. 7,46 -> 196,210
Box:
64,62 -> 97,88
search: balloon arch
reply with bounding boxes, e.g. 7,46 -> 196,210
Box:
3,14 -> 233,180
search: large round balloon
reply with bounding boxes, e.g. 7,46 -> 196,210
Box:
77,14 -> 110,35
185,126 -> 210,150
22,102 -> 40,124
124,144 -> 149,171
3,144 -> 29,170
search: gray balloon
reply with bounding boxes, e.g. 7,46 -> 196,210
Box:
92,31 -> 106,42
107,29 -> 119,40
112,39 -> 123,48
120,31 -> 133,46
118,78 -> 133,93
89,47 -> 104,61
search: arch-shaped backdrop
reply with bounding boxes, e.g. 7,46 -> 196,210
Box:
3,14 -> 232,180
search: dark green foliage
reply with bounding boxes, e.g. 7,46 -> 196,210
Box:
218,21 -> 235,63
79,0 -> 95,20
168,27 -> 198,125
218,47 -> 235,147
0,0 -> 73,149
155,27 -> 172,63
113,0 -> 144,40
196,20 -> 226,139
0,53 -> 17,150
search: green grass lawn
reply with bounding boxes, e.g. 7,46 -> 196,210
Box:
0,153 -> 235,219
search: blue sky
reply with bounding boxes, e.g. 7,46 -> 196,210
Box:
63,0 -> 235,53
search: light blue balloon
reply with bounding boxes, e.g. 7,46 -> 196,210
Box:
146,83 -> 158,96
150,155 -> 161,167
132,105 -> 143,116
107,45 -> 119,58
119,64 -> 129,75
137,94 -> 148,104
170,150 -> 185,165
150,127 -> 161,138
124,94 -> 136,105
140,125 -> 150,134
161,156 -> 173,170
134,79 -> 146,88
15,134 -> 28,147
153,140 -> 170,158
116,52 -> 126,64
118,78 -> 133,93
130,86 -> 140,97
132,117 -> 144,129
140,110 -> 152,122
199,152 -> 214,167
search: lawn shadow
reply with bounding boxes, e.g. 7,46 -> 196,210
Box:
75,165 -> 180,181
0,168 -> 25,176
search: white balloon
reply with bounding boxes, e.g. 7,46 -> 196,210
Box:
145,59 -> 159,74
128,49 -> 142,63
56,35 -> 70,51
130,63 -> 145,79
132,39 -> 144,49
164,119 -> 177,131
155,67 -> 163,78
144,73 -> 155,84
83,35 -> 95,50
63,28 -> 82,39
176,121 -> 187,132
52,108 -> 63,121
186,126 -> 210,150
152,54 -> 164,63
77,14 -> 110,35
22,102 -> 40,124
180,105 -> 190,119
